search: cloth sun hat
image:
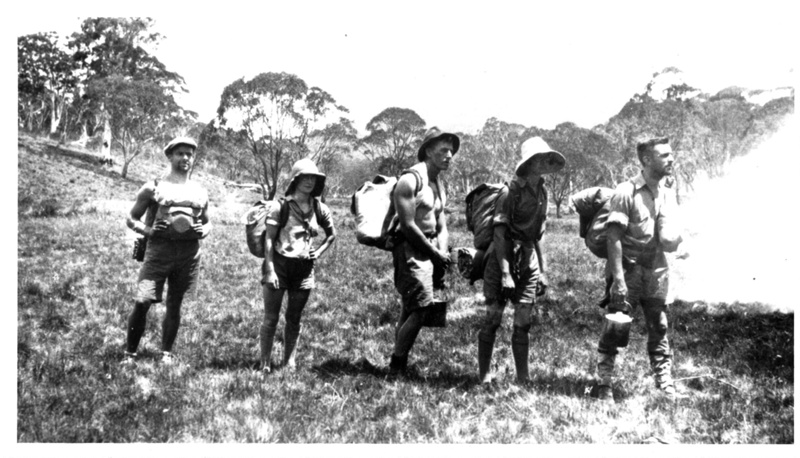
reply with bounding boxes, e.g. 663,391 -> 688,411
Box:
163,136 -> 198,156
516,136 -> 566,176
286,158 -> 327,197
417,127 -> 460,161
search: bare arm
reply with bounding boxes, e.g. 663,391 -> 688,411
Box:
263,224 -> 280,289
309,224 -> 336,260
494,224 -> 515,298
606,223 -> 627,307
191,204 -> 213,239
395,174 -> 448,267
534,235 -> 548,295
126,182 -> 162,237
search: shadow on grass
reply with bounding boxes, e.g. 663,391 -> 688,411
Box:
311,357 -> 477,390
669,301 -> 794,382
205,356 -> 262,371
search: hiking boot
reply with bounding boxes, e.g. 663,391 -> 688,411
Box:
597,385 -> 614,402
388,354 -> 408,375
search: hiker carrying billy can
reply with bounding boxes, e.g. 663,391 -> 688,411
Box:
387,127 -> 457,375
260,159 -> 336,374
594,137 -> 684,402
478,137 -> 565,384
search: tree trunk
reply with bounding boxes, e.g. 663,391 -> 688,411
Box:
102,117 -> 112,163
49,93 -> 59,135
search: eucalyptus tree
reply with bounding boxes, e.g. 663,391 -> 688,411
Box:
360,107 -> 426,176
69,17 -> 188,163
17,32 -> 78,136
216,71 -> 347,199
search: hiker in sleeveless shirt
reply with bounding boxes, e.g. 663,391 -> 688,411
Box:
595,137 -> 683,401
388,127 -> 458,375
124,136 -> 211,364
260,159 -> 335,373
478,137 -> 565,384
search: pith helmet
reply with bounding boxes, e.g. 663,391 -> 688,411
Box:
516,137 -> 566,176
163,136 -> 198,156
285,158 -> 327,197
417,127 -> 460,162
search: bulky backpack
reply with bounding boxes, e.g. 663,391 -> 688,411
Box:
455,183 -> 508,283
243,197 -> 323,258
570,186 -> 620,258
350,169 -> 422,251
465,183 -> 508,251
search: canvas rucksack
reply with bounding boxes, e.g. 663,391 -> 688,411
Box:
465,183 -> 508,251
571,186 -> 625,259
350,169 -> 423,251
243,197 -> 323,258
453,182 -> 509,283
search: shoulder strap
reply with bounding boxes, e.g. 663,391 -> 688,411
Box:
312,197 -> 324,226
144,178 -> 161,226
400,168 -> 423,196
277,197 -> 290,229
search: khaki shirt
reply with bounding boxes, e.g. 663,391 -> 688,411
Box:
606,173 -> 677,263
492,177 -> 547,245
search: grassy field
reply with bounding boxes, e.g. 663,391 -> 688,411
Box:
16,137 -> 794,444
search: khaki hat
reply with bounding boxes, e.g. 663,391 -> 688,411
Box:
163,136 -> 198,156
285,158 -> 326,197
418,127 -> 460,161
516,137 -> 566,176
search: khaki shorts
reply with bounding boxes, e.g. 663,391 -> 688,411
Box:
262,251 -> 315,290
393,237 -> 442,312
483,241 -> 539,304
136,239 -> 201,303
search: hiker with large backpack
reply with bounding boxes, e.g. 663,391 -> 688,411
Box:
592,137 -> 683,402
124,136 -> 211,365
387,127 -> 457,375
477,137 -> 565,384
255,159 -> 335,374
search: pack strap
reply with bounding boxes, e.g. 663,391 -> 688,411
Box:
399,168 -> 423,195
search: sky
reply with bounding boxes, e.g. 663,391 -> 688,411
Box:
6,0 -> 797,135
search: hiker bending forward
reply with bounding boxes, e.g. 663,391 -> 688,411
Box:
595,137 -> 683,400
125,136 -> 211,363
260,159 -> 335,373
478,137 -> 565,383
388,128 -> 458,374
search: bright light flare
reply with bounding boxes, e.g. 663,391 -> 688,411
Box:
669,115 -> 798,312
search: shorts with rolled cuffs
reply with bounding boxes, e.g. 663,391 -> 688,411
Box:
136,238 -> 201,303
262,250 -> 315,290
392,235 -> 443,313
483,240 -> 539,305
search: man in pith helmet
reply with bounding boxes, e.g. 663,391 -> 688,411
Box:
478,136 -> 565,384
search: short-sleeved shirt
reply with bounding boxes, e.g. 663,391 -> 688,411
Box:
605,173 -> 677,263
266,196 -> 333,258
493,177 -> 548,244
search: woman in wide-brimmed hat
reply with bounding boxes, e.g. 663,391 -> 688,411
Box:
260,158 -> 336,373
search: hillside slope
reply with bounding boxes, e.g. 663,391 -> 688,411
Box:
17,135 -> 258,222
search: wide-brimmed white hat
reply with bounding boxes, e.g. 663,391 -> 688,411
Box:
285,158 -> 326,197
515,137 -> 566,176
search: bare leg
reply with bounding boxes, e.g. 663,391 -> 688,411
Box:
283,289 -> 311,368
127,300 -> 152,354
161,290 -> 185,353
260,285 -> 285,370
